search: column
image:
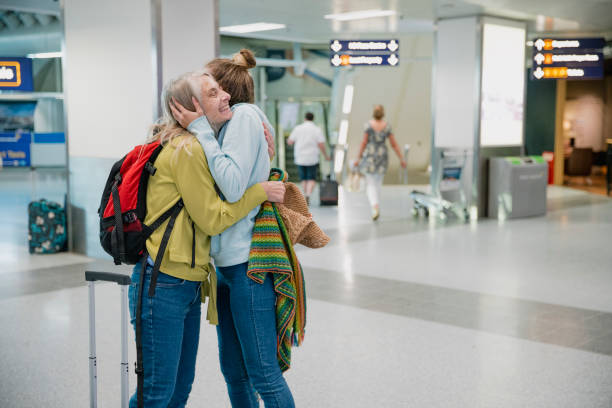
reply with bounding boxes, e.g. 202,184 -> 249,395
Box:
63,0 -> 218,256
431,16 -> 526,218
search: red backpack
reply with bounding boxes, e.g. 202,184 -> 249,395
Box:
98,141 -> 185,266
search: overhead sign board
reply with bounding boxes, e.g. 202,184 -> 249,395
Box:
531,38 -> 604,80
330,53 -> 399,67
0,58 -> 33,91
330,39 -> 399,67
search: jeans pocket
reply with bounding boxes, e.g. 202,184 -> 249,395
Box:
251,274 -> 277,312
155,271 -> 186,288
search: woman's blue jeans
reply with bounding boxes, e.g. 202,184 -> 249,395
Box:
216,262 -> 295,408
128,261 -> 202,408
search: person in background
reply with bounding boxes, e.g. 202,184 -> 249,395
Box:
353,105 -> 406,221
287,112 -> 330,205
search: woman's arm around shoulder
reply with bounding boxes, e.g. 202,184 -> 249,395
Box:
170,140 -> 268,236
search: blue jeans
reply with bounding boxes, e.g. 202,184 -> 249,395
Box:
128,261 -> 202,408
216,262 -> 295,408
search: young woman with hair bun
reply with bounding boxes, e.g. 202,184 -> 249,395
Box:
127,72 -> 285,408
171,49 -> 296,407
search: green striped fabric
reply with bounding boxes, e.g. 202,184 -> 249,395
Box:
247,168 -> 306,372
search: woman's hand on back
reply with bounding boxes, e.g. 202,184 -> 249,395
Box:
263,122 -> 275,160
260,181 -> 285,203
170,97 -> 204,129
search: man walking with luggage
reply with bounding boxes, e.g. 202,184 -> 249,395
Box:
287,112 -> 330,204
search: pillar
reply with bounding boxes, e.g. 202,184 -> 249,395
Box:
63,0 -> 218,256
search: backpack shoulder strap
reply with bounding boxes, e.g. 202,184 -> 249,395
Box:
110,173 -> 125,265
147,199 -> 184,297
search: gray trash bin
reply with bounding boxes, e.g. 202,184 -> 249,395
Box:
488,156 -> 547,219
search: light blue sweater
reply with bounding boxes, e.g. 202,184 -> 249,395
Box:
188,103 -> 272,267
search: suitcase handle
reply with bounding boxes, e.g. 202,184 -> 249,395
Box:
86,270 -> 131,408
86,271 -> 131,285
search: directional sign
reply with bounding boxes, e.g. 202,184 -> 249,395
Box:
330,39 -> 399,67
330,53 -> 399,67
532,66 -> 603,80
329,39 -> 399,53
531,38 -> 604,80
533,38 -> 605,52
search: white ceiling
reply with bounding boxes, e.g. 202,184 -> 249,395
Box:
0,0 -> 610,55
220,0 -> 612,43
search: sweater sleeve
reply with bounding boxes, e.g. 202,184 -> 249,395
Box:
171,141 -> 267,236
188,106 -> 263,203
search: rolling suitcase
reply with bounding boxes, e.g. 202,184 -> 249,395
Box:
86,271 -> 132,408
319,174 -> 338,206
28,199 -> 67,253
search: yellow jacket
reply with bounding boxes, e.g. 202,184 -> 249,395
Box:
144,134 -> 267,324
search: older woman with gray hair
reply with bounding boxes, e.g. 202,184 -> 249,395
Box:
127,71 -> 285,408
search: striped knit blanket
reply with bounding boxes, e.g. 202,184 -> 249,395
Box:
247,168 -> 306,372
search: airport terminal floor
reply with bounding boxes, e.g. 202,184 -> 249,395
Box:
1,170 -> 612,407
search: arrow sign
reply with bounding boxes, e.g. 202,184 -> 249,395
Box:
387,40 -> 399,52
388,54 -> 399,66
533,67 -> 544,79
331,54 -> 341,66
534,53 -> 545,65
330,40 -> 342,52
531,37 -> 604,80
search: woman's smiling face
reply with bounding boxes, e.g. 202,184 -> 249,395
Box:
199,75 -> 232,128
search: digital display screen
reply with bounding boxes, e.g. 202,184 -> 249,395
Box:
480,23 -> 526,147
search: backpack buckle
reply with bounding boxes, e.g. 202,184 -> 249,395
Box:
145,162 -> 157,175
123,211 -> 138,223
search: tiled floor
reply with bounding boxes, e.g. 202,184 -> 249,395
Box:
1,171 -> 612,407
564,173 -> 610,197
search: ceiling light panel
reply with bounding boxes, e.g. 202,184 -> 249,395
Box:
220,23 -> 286,34
324,9 -> 396,22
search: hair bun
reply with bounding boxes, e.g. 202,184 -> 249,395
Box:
232,49 -> 256,69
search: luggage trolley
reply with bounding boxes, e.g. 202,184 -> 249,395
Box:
411,149 -> 470,221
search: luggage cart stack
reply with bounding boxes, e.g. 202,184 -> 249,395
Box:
411,149 -> 470,221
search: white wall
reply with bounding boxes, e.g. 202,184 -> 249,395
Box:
266,53 -> 334,99
565,80 -> 607,151
64,0 -> 154,159
219,34 -> 434,183
433,17 -> 479,149
63,0 -> 219,257
161,0 -> 218,82
346,33 -> 433,182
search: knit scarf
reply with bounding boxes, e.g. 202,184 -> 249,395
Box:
247,168 -> 306,372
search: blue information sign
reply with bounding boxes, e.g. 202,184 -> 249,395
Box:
33,132 -> 66,144
0,132 -> 31,167
531,38 -> 604,80
330,39 -> 399,53
329,39 -> 400,67
0,58 -> 34,91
